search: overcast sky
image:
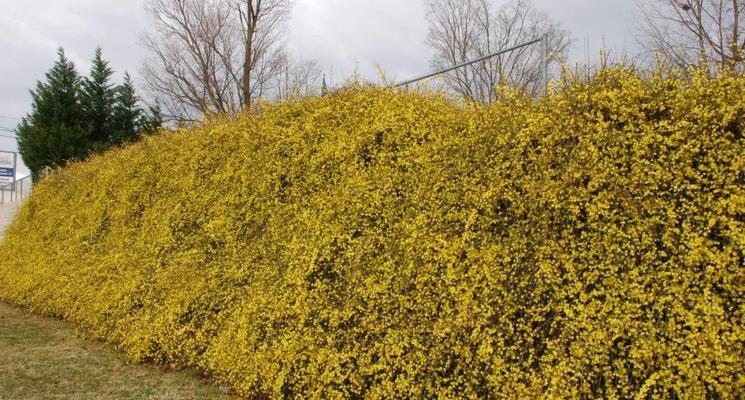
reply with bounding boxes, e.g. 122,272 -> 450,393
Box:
0,0 -> 639,178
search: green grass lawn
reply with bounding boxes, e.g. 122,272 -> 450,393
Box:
0,302 -> 234,400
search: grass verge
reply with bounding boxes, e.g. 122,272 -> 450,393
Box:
0,302 -> 233,400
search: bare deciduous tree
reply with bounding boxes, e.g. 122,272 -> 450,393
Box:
141,0 -> 297,122
424,0 -> 570,103
236,0 -> 292,107
273,57 -> 323,100
636,0 -> 745,72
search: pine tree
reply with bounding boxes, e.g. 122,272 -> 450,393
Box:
16,48 -> 88,182
81,47 -> 116,147
111,72 -> 143,144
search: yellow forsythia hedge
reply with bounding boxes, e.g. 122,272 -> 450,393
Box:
1,68 -> 743,399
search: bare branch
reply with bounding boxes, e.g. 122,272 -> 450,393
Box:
424,0 -> 570,103
140,0 -> 299,122
635,0 -> 745,73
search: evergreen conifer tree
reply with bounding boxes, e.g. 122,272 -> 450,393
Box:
18,48 -> 162,181
81,47 -> 116,148
16,48 -> 88,182
111,72 -> 143,144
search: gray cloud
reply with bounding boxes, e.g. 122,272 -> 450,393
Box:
287,0 -> 431,84
0,0 -> 639,177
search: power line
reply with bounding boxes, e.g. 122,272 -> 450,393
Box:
0,126 -> 17,139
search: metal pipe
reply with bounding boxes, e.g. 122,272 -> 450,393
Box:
394,37 -> 543,88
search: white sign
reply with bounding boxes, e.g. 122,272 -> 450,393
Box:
0,151 -> 16,185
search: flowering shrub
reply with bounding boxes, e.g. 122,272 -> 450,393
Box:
0,68 -> 742,399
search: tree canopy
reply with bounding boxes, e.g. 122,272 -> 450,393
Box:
17,49 -> 88,182
17,48 -> 161,181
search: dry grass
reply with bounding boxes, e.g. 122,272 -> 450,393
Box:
0,302 -> 235,400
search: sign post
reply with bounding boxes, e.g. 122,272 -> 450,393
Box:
0,151 -> 17,186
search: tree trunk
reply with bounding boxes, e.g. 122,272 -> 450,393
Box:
242,1 -> 256,109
